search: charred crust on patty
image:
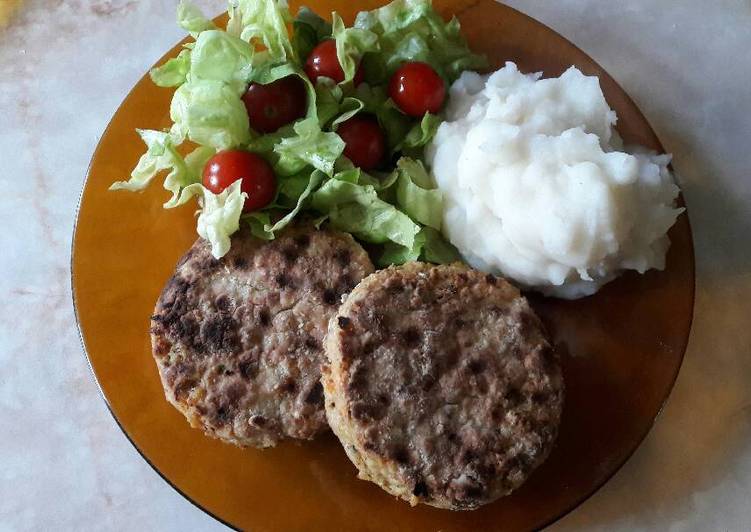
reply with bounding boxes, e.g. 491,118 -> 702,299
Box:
322,288 -> 338,305
232,256 -> 248,269
294,234 -> 311,249
333,248 -> 351,267
304,382 -> 324,406
201,315 -> 240,353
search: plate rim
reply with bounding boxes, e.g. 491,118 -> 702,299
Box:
70,1 -> 696,529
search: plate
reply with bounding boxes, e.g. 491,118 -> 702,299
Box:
72,1 -> 695,530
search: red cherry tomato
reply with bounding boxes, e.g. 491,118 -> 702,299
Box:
389,61 -> 446,117
337,115 -> 385,171
242,75 -> 307,133
202,150 -> 276,212
304,39 -> 364,85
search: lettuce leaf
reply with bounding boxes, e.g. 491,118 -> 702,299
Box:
314,78 -> 344,126
150,48 -> 192,88
265,170 -> 324,232
314,79 -> 372,129
331,13 -> 379,84
311,177 -> 420,248
246,124 -> 295,157
330,162 -> 399,192
227,0 -> 295,62
380,226 -> 459,266
273,118 -> 345,176
244,211 -> 275,240
189,30 -> 255,94
170,79 -> 251,150
109,128 -> 217,210
177,0 -> 216,36
180,180 -> 247,258
355,0 -> 486,84
395,157 -> 442,229
166,145 -> 216,208
292,7 -> 332,62
379,234 -> 422,265
403,112 -> 441,149
110,129 -> 179,193
275,170 -> 313,208
331,97 -> 364,128
420,226 -> 460,263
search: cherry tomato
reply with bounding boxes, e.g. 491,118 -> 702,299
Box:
242,75 -> 307,133
202,150 -> 276,212
304,39 -> 364,85
389,61 -> 446,117
337,115 -> 385,171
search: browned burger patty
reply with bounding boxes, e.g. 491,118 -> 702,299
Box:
150,225 -> 374,448
323,262 -> 563,510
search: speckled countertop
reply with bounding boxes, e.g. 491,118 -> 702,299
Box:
1,1 -> 749,530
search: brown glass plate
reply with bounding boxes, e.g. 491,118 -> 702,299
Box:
72,1 -> 695,530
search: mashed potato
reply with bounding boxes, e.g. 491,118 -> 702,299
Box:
426,62 -> 683,298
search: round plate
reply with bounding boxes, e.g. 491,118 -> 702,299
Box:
72,1 -> 695,530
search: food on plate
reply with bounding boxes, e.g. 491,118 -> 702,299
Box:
242,75 -> 308,133
202,150 -> 276,212
106,0 -> 686,512
323,262 -> 563,509
336,114 -> 386,170
389,61 -> 446,117
427,63 -> 684,298
304,39 -> 364,85
109,0 -> 485,266
150,224 -> 374,447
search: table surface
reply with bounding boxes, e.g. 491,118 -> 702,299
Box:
2,1 -> 749,530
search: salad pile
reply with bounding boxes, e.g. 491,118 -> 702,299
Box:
111,0 -> 485,264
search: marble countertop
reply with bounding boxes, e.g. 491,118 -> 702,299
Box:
2,1 -> 749,530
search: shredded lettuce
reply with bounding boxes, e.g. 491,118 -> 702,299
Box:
314,78 -> 345,126
116,0 -> 482,265
380,226 -> 459,266
177,0 -> 216,36
354,0 -> 486,84
109,128 -> 216,211
180,180 -> 247,258
227,0 -> 295,62
170,79 -> 251,150
404,112 -> 441,149
273,118 -> 345,176
395,157 -> 442,229
189,30 -> 255,94
265,170 -> 324,232
275,170 -> 313,207
244,211 -> 275,240
311,175 -> 420,248
150,48 -> 192,87
167,146 -> 216,207
292,7 -> 332,62
331,97 -> 365,128
110,129 -> 179,193
331,13 -> 380,84
109,129 -> 194,208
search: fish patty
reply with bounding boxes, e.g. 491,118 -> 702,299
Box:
150,225 -> 374,448
323,262 -> 564,509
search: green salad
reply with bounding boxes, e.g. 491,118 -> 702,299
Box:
110,0 -> 485,264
